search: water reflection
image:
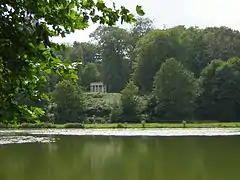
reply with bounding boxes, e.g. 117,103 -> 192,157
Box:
0,135 -> 240,180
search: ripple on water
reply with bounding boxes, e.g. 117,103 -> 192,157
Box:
0,135 -> 55,145
1,128 -> 240,137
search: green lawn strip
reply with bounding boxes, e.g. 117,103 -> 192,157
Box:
1,122 -> 240,129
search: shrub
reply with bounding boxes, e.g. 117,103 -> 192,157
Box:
92,93 -> 104,98
51,80 -> 85,124
19,123 -> 56,129
64,123 -> 85,128
84,95 -> 111,117
141,120 -> 146,128
116,123 -> 125,128
0,123 -> 7,128
121,81 -> 141,123
87,116 -> 109,124
110,102 -> 123,123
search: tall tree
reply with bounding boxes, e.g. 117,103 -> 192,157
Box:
0,0 -> 144,123
129,17 -> 155,77
51,80 -> 85,123
91,26 -> 133,92
121,81 -> 141,123
196,59 -> 223,120
198,58 -> 240,121
58,42 -> 99,63
131,17 -> 154,39
179,26 -> 240,76
133,29 -> 181,93
79,62 -> 101,90
201,27 -> 240,61
152,58 -> 199,121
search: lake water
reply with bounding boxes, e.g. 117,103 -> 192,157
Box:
0,128 -> 240,180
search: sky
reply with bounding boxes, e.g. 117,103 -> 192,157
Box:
52,0 -> 240,44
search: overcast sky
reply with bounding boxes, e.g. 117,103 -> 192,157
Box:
52,0 -> 240,44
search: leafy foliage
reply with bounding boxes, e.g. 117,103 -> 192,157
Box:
121,81 -> 141,123
109,102 -> 122,123
133,29 -> 180,93
57,42 -> 99,63
131,17 -> 154,38
79,62 -> 101,90
3,0 -> 240,124
51,80 -> 85,123
49,25 -> 240,123
152,58 -> 199,121
84,93 -> 111,121
198,58 -> 240,121
133,26 -> 240,93
0,0 -> 144,123
90,26 -> 133,92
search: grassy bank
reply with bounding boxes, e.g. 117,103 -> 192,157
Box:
1,122 -> 240,129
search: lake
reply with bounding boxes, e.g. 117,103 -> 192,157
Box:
0,128 -> 240,180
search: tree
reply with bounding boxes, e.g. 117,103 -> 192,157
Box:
57,42 -> 99,63
128,17 -> 155,77
133,29 -> 181,93
121,81 -> 140,123
131,17 -> 154,39
153,58 -> 199,121
196,59 -> 223,120
91,26 -> 133,92
77,42 -> 99,63
175,26 -> 207,76
51,80 -> 85,123
79,62 -> 101,90
132,26 -> 240,94
179,26 -> 240,76
201,27 -> 240,61
0,0 -> 144,123
198,58 -> 240,121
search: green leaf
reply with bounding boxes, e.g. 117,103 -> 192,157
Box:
136,5 -> 145,16
96,0 -> 106,10
70,73 -> 78,80
41,93 -> 50,101
44,68 -> 51,74
90,9 -> 95,16
92,15 -> 100,22
38,44 -> 46,50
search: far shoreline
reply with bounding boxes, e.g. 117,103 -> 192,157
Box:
1,122 -> 240,129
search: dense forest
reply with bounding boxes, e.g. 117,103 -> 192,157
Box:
2,0 -> 240,124
12,17 -> 240,124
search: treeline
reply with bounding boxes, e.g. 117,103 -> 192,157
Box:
21,17 -> 240,123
